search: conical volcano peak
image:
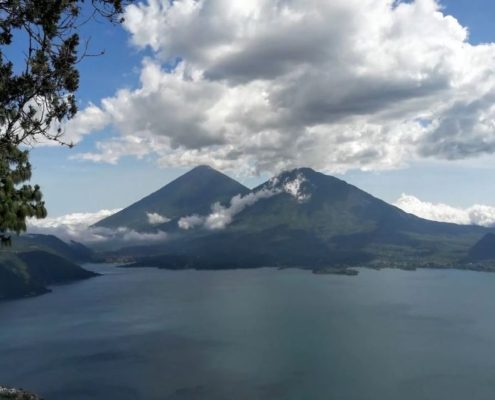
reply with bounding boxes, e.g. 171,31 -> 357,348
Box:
189,164 -> 214,172
94,165 -> 249,231
286,166 -> 317,175
264,168 -> 315,203
160,165 -> 244,190
182,164 -> 218,177
257,166 -> 367,206
270,167 -> 334,184
93,164 -> 491,271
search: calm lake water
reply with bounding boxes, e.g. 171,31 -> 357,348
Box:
1,264 -> 495,399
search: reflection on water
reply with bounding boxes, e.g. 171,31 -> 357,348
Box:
1,264 -> 495,400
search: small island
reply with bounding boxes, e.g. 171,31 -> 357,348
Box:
312,267 -> 359,276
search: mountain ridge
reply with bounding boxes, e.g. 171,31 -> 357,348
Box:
94,165 -> 250,231
0,234 -> 97,301
95,165 -> 494,269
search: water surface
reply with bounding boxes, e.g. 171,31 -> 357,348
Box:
1,265 -> 495,399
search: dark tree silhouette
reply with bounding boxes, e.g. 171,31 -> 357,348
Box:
0,0 -> 131,240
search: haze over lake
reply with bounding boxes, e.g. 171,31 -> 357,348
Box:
1,265 -> 494,400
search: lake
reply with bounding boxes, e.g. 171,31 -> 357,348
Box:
1,264 -> 495,400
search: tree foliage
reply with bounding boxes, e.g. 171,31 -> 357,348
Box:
0,0 -> 129,237
0,137 -> 47,231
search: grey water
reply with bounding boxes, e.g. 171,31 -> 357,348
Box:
1,265 -> 495,400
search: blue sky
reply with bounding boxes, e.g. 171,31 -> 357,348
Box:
441,0 -> 495,44
24,0 -> 495,217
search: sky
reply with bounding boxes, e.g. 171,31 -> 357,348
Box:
21,0 -> 495,228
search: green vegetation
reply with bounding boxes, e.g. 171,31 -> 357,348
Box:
467,233 -> 495,261
0,0 -> 128,237
0,234 -> 97,300
0,252 -> 48,299
100,166 -> 495,272
0,250 -> 97,301
12,234 -> 94,262
0,142 -> 46,235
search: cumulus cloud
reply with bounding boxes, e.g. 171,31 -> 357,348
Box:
267,172 -> 312,203
146,212 -> 171,225
68,0 -> 495,174
178,189 -> 277,230
179,171 -> 311,230
28,209 -> 167,243
28,209 -> 121,237
60,104 -> 111,145
111,227 -> 168,242
205,189 -> 278,229
394,194 -> 495,226
178,214 -> 205,230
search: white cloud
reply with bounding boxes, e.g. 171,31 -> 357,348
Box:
204,189 -> 278,229
61,104 -> 111,145
69,0 -> 495,174
27,209 -> 167,243
179,170 -> 311,230
267,172 -> 311,203
28,209 -> 121,233
178,214 -> 205,230
178,190 -> 276,231
113,227 -> 168,242
394,194 -> 495,226
146,212 -> 171,225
